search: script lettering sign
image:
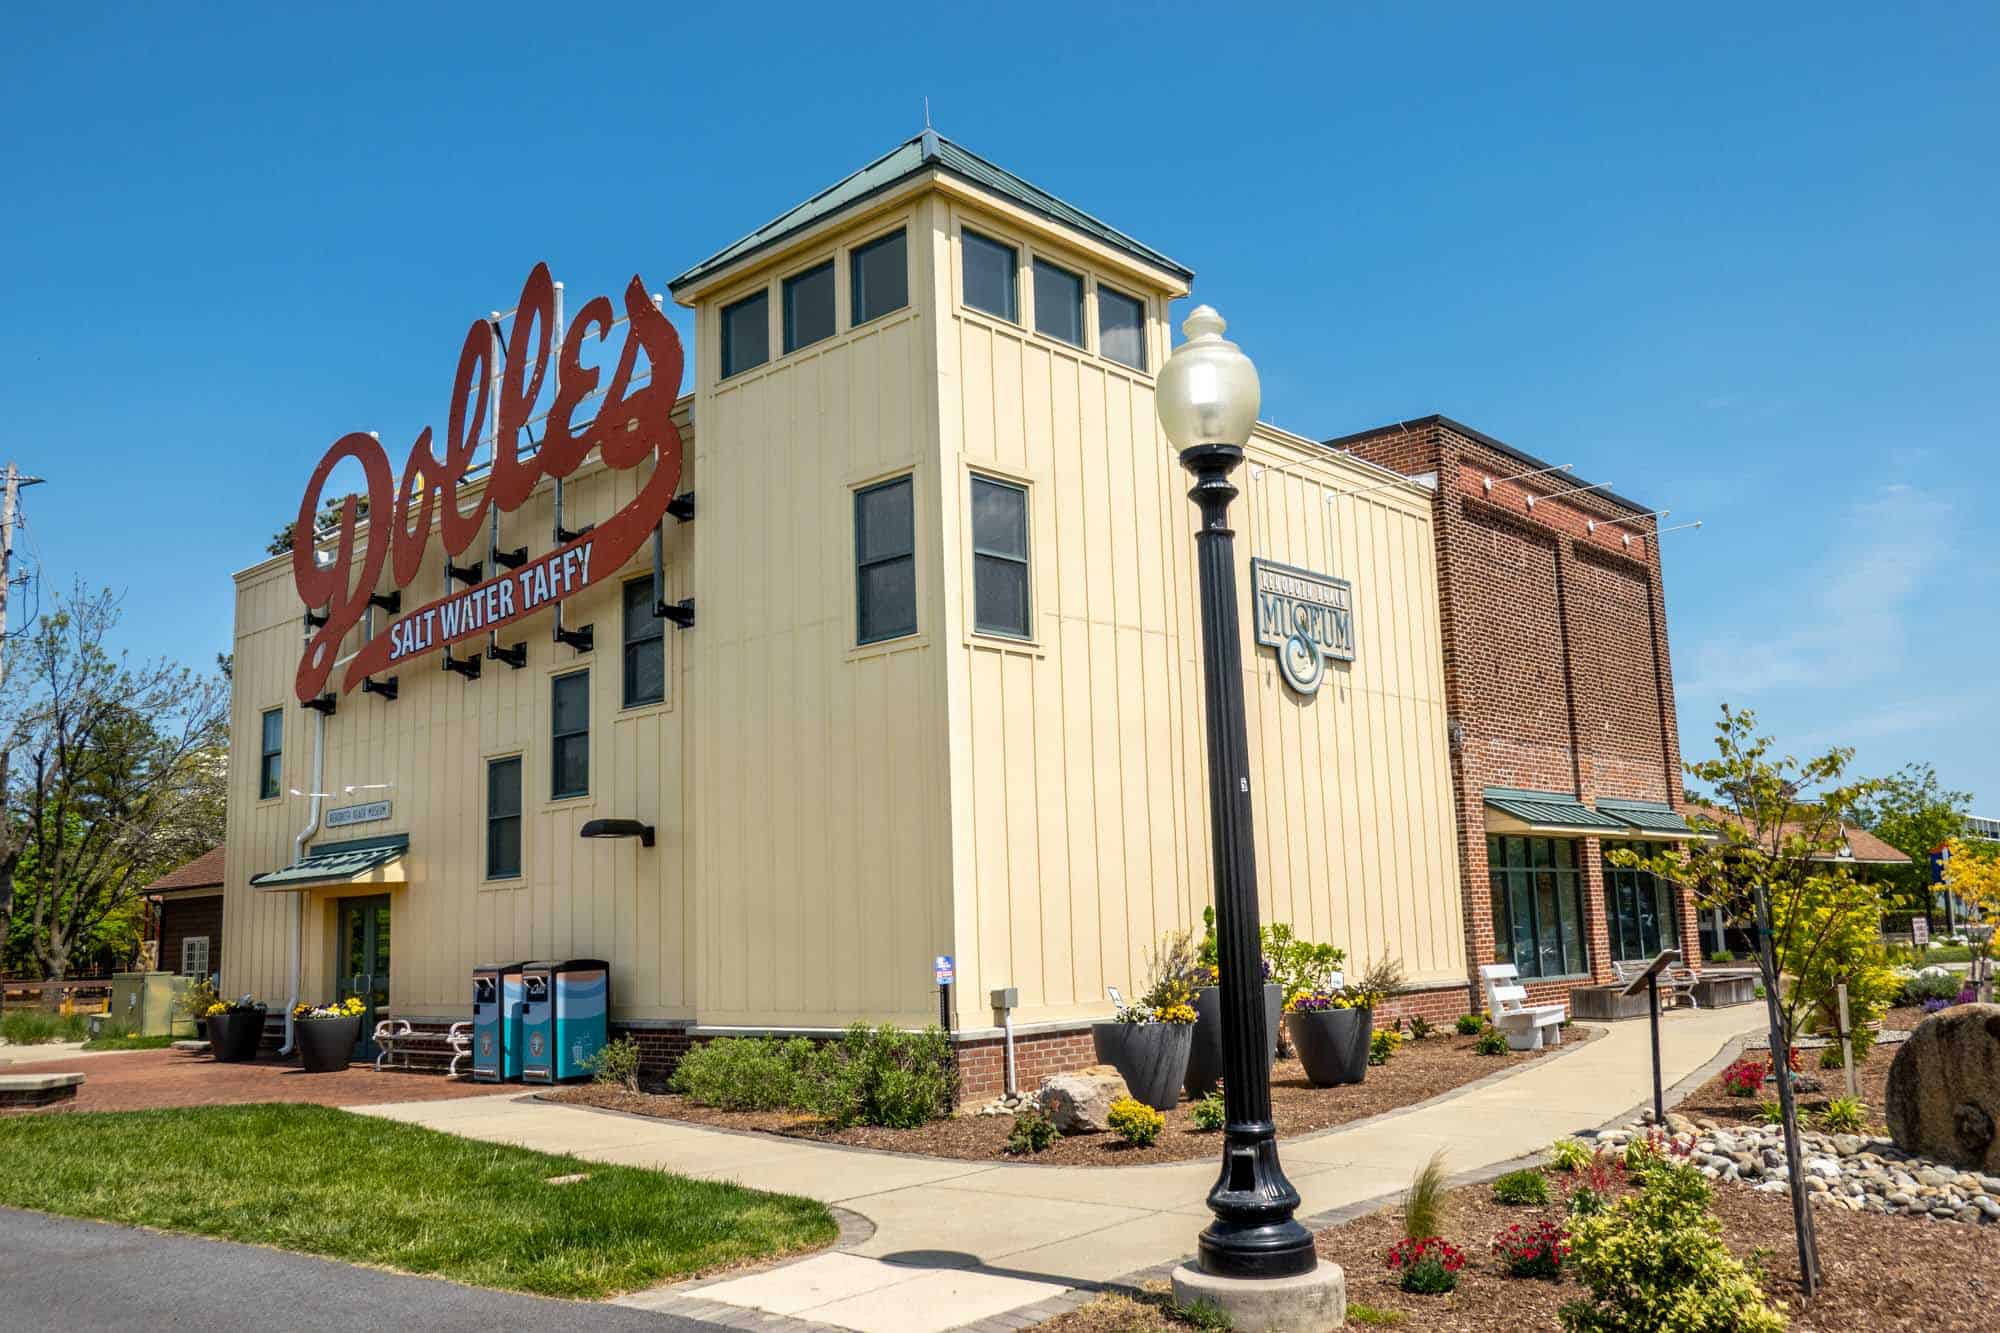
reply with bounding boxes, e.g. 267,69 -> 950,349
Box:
1249,558 -> 1357,694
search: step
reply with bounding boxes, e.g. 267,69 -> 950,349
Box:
0,1071 -> 83,1106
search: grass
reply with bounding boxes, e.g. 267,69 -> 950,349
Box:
81,1031 -> 176,1051
0,1103 -> 836,1298
1347,1303 -> 1407,1326
0,1009 -> 92,1045
1402,1149 -> 1448,1240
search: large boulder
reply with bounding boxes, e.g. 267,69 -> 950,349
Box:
1886,1003 -> 2000,1172
1035,1069 -> 1127,1134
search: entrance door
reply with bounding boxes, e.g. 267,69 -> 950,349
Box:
336,894 -> 391,1059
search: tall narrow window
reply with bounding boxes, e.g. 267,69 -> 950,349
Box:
855,477 -> 916,644
849,229 -> 908,326
259,708 -> 283,799
1486,836 -> 1588,979
720,291 -> 769,378
550,671 -> 590,799
961,230 -> 1018,322
970,476 -> 1030,638
1602,840 -> 1677,963
1032,259 -> 1084,346
487,756 -> 522,880
1098,285 -> 1146,370
622,579 -> 665,708
783,261 -> 835,353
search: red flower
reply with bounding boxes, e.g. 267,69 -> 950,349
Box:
1386,1236 -> 1467,1273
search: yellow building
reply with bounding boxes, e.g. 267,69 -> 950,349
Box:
223,133 -> 1461,1091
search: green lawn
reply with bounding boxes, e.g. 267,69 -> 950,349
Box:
0,1009 -> 91,1044
80,1031 -> 177,1051
0,1104 -> 836,1298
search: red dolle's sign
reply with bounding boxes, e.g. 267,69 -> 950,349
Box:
291,263 -> 684,702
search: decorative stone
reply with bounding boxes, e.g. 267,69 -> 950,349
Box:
1886,1004 -> 2000,1171
1170,1260 -> 1346,1333
1035,1071 -> 1125,1134
0,1072 -> 84,1107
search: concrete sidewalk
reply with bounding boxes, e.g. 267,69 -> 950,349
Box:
352,1004 -> 1762,1332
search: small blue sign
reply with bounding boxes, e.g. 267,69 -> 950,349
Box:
934,955 -> 955,985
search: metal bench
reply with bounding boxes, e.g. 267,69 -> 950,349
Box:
1478,963 -> 1567,1051
372,1019 -> 473,1077
1612,958 -> 1699,1008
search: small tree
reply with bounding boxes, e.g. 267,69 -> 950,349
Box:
1853,762 -> 1968,921
1941,838 -> 2000,1000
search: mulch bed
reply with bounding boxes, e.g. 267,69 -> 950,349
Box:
1673,1007 -> 1932,1136
0,1047 -> 508,1114
546,1027 -> 1591,1166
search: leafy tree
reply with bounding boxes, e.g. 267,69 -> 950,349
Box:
267,493 -> 369,558
1940,836 -> 2000,919
1853,762 -> 1968,913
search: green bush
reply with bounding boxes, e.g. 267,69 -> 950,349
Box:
1407,1015 -> 1435,1041
1006,1105 -> 1058,1155
1708,951 -> 1734,964
1474,1029 -> 1508,1056
584,1036 -> 642,1091
1454,1013 -> 1484,1035
1492,1168 -> 1552,1206
1107,1096 -> 1165,1147
668,1024 -> 952,1129
1894,971 -> 1963,1007
0,1009 -> 91,1045
1559,1161 -> 1786,1332
1547,1138 -> 1593,1173
1817,1097 -> 1866,1134
668,1036 -> 811,1110
1369,1028 -> 1402,1066
1191,1091 -> 1226,1131
1755,1099 -> 1785,1126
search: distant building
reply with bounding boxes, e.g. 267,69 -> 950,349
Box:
143,846 -> 224,980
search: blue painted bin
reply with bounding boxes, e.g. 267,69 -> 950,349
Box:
470,962 -> 528,1082
521,959 -> 609,1084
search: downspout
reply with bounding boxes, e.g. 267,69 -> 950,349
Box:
279,674 -> 328,1055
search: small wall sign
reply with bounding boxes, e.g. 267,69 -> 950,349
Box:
325,799 -> 392,828
934,955 -> 955,986
1250,558 -> 1357,694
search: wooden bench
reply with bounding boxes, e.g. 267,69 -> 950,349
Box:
372,1019 -> 472,1077
1479,963 -> 1566,1051
1611,959 -> 1700,1008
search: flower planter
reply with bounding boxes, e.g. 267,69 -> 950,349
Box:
1286,1006 -> 1372,1087
1184,983 -> 1284,1098
1094,1020 -> 1193,1111
296,1015 -> 361,1073
208,1007 -> 266,1063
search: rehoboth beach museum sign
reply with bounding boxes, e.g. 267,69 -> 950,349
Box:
1250,558 -> 1357,694
289,262 -> 684,703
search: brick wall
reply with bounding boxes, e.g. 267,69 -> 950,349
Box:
954,1027 -> 1099,1100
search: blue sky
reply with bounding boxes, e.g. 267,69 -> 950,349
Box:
4,3 -> 1996,805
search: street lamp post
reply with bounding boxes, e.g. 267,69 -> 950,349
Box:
1156,307 -> 1317,1283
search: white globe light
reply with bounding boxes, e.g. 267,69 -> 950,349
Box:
1155,305 -> 1261,451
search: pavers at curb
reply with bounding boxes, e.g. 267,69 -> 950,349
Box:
0,1071 -> 84,1106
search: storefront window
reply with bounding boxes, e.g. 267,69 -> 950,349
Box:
259,708 -> 283,799
849,229 -> 907,326
1032,258 -> 1083,346
550,672 -> 589,799
1603,839 -> 1677,962
487,756 -> 522,880
961,229 -> 1018,322
720,290 -> 768,378
1098,285 -> 1146,370
970,476 -> 1029,638
621,579 -> 664,708
782,261 -> 835,353
855,476 -> 916,643
1487,835 -> 1588,978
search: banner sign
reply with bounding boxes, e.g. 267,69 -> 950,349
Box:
325,800 -> 391,828
1249,558 -> 1357,694
291,262 -> 684,701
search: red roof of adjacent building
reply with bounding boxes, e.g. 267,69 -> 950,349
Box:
1683,804 -> 1911,865
144,845 -> 226,892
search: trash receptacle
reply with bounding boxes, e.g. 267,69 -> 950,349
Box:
520,959 -> 608,1083
470,962 -> 527,1082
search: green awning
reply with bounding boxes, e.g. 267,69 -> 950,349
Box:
250,834 -> 408,890
1483,787 -> 1630,834
1598,798 -> 1694,837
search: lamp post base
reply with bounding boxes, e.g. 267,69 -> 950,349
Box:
1171,1260 -> 1346,1332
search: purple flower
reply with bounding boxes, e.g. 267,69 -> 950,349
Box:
1288,991 -> 1336,1013
1957,985 -> 1978,1006
1262,957 -> 1276,982
1922,997 -> 1951,1014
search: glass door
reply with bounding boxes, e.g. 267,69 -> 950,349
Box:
336,895 -> 391,1059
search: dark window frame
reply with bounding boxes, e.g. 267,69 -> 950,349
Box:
258,708 -> 283,800
849,228 -> 909,328
969,474 -> 1031,640
550,669 -> 591,800
960,228 -> 1019,323
1486,835 -> 1590,980
1602,839 -> 1679,963
1096,283 -> 1148,371
621,577 -> 665,709
1031,257 -> 1085,347
782,260 -> 836,354
486,754 -> 523,881
854,475 -> 918,645
719,289 -> 770,379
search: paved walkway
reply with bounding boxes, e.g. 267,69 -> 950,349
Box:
0,1045 -> 503,1113
352,1005 -> 1762,1331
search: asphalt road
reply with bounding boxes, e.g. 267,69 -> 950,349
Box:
0,1206 -> 725,1331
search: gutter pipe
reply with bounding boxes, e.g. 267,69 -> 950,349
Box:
278,697 -> 326,1055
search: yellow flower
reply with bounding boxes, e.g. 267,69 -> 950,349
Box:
1156,1003 -> 1198,1025
205,1002 -> 229,1017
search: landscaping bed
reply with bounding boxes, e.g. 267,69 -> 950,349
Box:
0,1103 -> 836,1297
548,1027 -> 1590,1166
1673,1007 -> 1929,1136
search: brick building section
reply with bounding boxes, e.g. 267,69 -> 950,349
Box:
158,895 -> 223,976
1331,416 -> 1700,1009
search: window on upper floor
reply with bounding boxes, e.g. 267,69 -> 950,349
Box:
259,709 -> 283,800
850,229 -> 908,326
1098,285 -> 1147,371
961,229 -> 1018,322
783,261 -> 835,354
622,578 -> 664,708
1032,259 -> 1084,347
855,476 -> 917,644
487,755 -> 522,880
551,671 -> 590,799
720,290 -> 769,378
970,476 -> 1030,639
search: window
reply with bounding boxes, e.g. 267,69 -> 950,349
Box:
487,756 -> 522,879
970,476 -> 1030,638
850,229 -> 908,326
961,229 -> 1018,322
720,291 -> 769,378
854,477 -> 917,644
551,671 -> 590,799
1487,836 -> 1588,979
1098,285 -> 1147,370
621,578 -> 664,708
783,261 -> 835,353
180,936 -> 210,977
1032,259 -> 1084,346
258,709 -> 283,800
1603,840 -> 1678,963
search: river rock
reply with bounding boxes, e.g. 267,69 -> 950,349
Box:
1035,1071 -> 1125,1134
1886,1004 -> 2000,1172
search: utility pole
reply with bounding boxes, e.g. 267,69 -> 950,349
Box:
0,463 -> 46,688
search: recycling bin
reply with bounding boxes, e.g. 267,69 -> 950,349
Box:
520,959 -> 609,1083
470,962 -> 528,1082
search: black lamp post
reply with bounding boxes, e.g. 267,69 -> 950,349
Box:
1156,307 -> 1315,1281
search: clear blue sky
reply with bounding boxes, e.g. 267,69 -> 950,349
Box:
4,3 -> 1996,807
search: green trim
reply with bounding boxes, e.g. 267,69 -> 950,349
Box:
1483,787 -> 1628,832
248,834 -> 408,888
1597,798 -> 1693,835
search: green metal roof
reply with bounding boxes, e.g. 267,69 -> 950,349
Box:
249,834 -> 408,889
668,130 -> 1193,296
1597,798 -> 1693,836
1483,787 -> 1629,832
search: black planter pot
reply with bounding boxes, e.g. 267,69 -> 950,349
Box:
296,1015 -> 361,1073
208,1008 -> 266,1063
1094,1020 -> 1192,1111
1184,983 -> 1284,1098
1286,1006 -> 1372,1088
1091,1020 -> 1129,1068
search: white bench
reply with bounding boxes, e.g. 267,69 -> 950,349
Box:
1611,959 -> 1700,1009
372,1019 -> 473,1077
1479,964 -> 1567,1051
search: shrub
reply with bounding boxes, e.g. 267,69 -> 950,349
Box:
1492,1168 -> 1553,1206
1403,1150 -> 1449,1240
1191,1091 -> 1226,1131
1007,1105 -> 1058,1155
1623,1130 -> 1694,1178
1107,1096 -> 1165,1147
584,1035 -> 642,1091
1407,1015 -> 1435,1041
1755,1099 -> 1785,1126
1387,1237 -> 1465,1295
1474,1029 -> 1508,1056
177,975 -> 222,1020
1259,919 -> 1346,1005
1921,996 -> 1952,1014
1547,1137 -> 1593,1173
1894,971 -> 1962,1008
1565,1149 -> 1619,1218
1558,1161 -> 1786,1332
799,1024 -> 955,1129
0,1009 -> 91,1045
668,1035 -> 809,1110
1492,1218 -> 1569,1279
1455,1013 -> 1484,1035
1818,1096 -> 1866,1134
1720,1057 -> 1765,1097
1708,950 -> 1734,964
1369,1029 -> 1403,1066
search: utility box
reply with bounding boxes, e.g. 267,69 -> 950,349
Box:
520,959 -> 609,1083
109,971 -> 181,1037
470,962 -> 528,1082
